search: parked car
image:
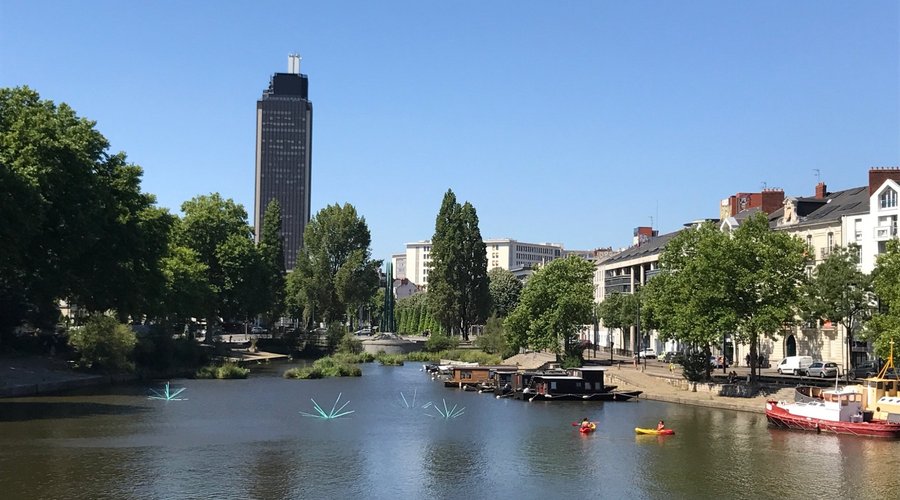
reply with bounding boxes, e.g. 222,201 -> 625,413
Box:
777,355 -> 814,375
851,360 -> 880,379
636,349 -> 657,359
662,352 -> 685,364
354,327 -> 373,336
805,361 -> 839,378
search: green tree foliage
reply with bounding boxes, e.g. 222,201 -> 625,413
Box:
176,194 -> 264,325
504,255 -> 595,356
868,239 -> 900,359
803,245 -> 872,371
475,315 -> 510,356
158,245 -> 212,325
648,213 -> 807,380
427,190 -> 490,340
597,291 -> 640,351
68,315 -> 137,372
394,293 -> 440,334
286,203 -> 380,327
0,87 -> 173,340
488,267 -> 523,318
259,199 -> 286,325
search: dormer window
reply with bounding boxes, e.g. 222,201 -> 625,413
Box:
881,188 -> 898,209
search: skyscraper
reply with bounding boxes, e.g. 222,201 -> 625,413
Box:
254,54 -> 313,270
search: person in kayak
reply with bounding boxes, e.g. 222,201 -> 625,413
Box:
657,420 -> 665,431
581,418 -> 592,430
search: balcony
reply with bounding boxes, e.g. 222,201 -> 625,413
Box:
874,225 -> 898,241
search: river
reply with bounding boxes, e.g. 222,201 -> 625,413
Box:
1,362 -> 898,499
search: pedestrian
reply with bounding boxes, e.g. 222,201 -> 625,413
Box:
745,353 -> 751,367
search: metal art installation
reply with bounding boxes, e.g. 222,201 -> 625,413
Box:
299,392 -> 355,419
424,398 -> 466,419
148,381 -> 187,401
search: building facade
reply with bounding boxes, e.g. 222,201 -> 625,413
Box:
254,54 -> 313,271
402,238 -> 565,289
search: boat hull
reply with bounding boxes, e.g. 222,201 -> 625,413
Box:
765,401 -> 900,439
527,390 -> 642,402
635,427 -> 674,435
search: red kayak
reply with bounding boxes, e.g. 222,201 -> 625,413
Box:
579,422 -> 597,433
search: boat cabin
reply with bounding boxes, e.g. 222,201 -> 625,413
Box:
787,390 -> 865,423
444,365 -> 516,388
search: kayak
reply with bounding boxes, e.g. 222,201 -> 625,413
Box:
635,427 -> 674,435
579,422 -> 597,433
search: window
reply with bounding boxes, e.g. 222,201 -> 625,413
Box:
827,232 -> 834,250
881,188 -> 898,209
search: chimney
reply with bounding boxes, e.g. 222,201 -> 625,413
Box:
869,167 -> 900,195
760,188 -> 785,214
815,182 -> 827,199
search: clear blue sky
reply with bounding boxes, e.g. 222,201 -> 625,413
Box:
2,1 -> 898,260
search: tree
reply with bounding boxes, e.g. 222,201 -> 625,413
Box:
427,190 -> 490,340
504,255 -> 595,358
488,267 -> 523,318
157,245 -> 212,326
597,290 -> 640,352
0,86 -> 173,342
176,194 -> 261,327
867,239 -> 900,360
803,244 -> 872,374
259,199 -> 286,326
649,213 -> 807,381
286,203 -> 380,328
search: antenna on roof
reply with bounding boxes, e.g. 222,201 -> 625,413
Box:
814,168 -> 821,183
649,216 -> 654,229
761,181 -> 767,190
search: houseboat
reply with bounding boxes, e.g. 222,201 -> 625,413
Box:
518,366 -> 642,402
765,388 -> 900,439
443,365 -> 517,390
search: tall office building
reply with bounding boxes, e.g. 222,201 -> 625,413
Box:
254,54 -> 313,270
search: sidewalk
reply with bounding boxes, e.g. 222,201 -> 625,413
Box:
601,360 -> 794,414
0,355 -> 129,397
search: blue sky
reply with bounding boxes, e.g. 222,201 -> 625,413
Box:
2,1 -> 898,260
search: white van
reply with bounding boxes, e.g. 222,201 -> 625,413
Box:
777,356 -> 814,375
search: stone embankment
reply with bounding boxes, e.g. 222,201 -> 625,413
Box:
604,363 -> 794,414
0,355 -> 135,397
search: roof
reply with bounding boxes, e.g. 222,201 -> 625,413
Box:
599,230 -> 681,265
533,376 -> 583,381
772,186 -> 868,229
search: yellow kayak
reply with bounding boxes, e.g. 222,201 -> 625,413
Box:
635,427 -> 675,435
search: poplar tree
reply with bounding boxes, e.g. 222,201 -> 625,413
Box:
259,199 -> 286,326
427,189 -> 490,340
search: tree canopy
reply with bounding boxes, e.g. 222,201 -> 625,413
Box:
504,255 -> 595,356
286,203 -> 380,328
427,190 -> 490,340
488,267 -> 523,318
647,213 -> 807,379
0,86 -> 172,339
867,239 -> 900,359
803,244 -> 872,370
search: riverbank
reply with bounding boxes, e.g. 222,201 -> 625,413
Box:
603,363 -> 794,414
0,355 -> 136,397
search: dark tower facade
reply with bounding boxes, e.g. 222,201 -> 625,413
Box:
255,54 -> 313,271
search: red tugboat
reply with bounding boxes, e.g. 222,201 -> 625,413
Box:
766,388 -> 900,439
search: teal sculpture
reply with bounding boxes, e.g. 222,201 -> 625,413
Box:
299,392 -> 355,419
424,399 -> 466,419
148,381 -> 187,401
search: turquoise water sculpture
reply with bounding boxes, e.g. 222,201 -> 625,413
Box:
424,399 -> 465,419
299,392 -> 354,419
148,381 -> 187,401
398,389 -> 422,409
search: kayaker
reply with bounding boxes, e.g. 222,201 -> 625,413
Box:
657,420 -> 665,431
580,418 -> 592,430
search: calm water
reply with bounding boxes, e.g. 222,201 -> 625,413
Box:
1,363 -> 898,499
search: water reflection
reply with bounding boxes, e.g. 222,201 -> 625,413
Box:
2,364 -> 900,498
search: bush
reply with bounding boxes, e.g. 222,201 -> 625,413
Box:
195,362 -> 249,379
68,315 -> 136,372
284,355 -> 363,379
681,351 -> 711,382
376,353 -> 405,366
134,328 -> 208,375
332,351 -> 375,364
337,333 -> 363,354
424,333 -> 459,352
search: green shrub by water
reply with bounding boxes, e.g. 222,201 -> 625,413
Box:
376,353 -> 405,366
68,315 -> 136,373
195,362 -> 249,379
332,351 -> 375,364
284,355 -> 363,379
423,333 -> 459,352
404,349 -> 501,365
